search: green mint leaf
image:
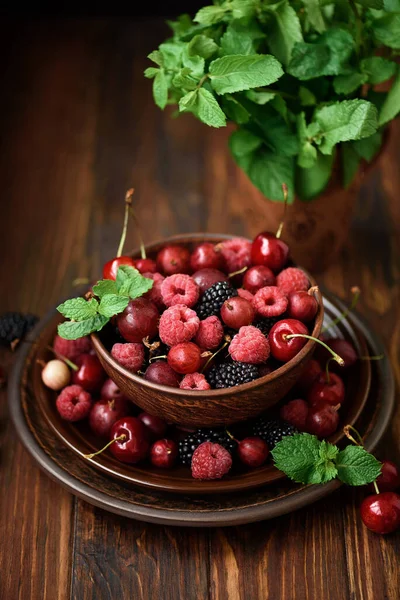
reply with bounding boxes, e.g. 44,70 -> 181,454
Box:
144,67 -> 160,79
57,297 -> 99,320
159,42 -> 184,69
209,54 -> 283,95
187,35 -> 218,59
98,294 -> 130,318
341,143 -> 361,188
301,0 -> 326,34
296,150 -> 335,200
312,100 -> 378,155
384,0 -> 400,10
299,86 -> 317,106
246,90 -> 276,105
179,88 -> 227,128
153,70 -> 168,109
147,50 -> 163,67
353,131 -> 383,162
115,265 -> 154,299
336,446 -> 382,486
379,67 -> 400,126
220,95 -> 250,124
361,57 -> 397,85
182,48 -> 205,77
167,14 -> 195,38
57,315 -> 109,340
220,18 -> 264,56
231,0 -> 257,19
271,433 -> 338,484
172,68 -> 199,91
333,73 -> 367,95
373,14 -> 400,49
266,1 -> 303,66
229,128 -> 263,157
92,279 -> 118,299
194,5 -> 227,26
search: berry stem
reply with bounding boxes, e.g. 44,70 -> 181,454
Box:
84,434 -> 126,459
149,355 -> 168,363
228,266 -> 248,278
373,480 -> 380,495
343,424 -> 364,447
72,277 -> 90,287
201,339 -> 230,373
276,183 -> 288,239
127,190 -> 147,260
226,429 -> 239,443
283,334 -> 345,365
325,357 -> 334,385
322,286 -> 360,333
116,189 -> 133,258
46,345 -> 79,371
359,354 -> 385,361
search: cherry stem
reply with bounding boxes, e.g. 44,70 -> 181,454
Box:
343,424 -> 364,447
201,339 -> 230,373
116,189 -> 134,258
226,429 -> 238,443
149,354 -> 167,363
322,286 -> 361,333
228,266 -> 248,278
359,354 -> 385,361
46,345 -> 79,371
276,183 -> 288,239
84,434 -> 126,459
127,191 -> 146,260
284,334 -> 345,366
373,480 -> 380,495
72,277 -> 90,287
325,357 -> 334,385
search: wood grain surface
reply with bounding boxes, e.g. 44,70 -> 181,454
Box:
0,17 -> 399,600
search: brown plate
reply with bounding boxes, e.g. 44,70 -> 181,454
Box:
8,296 -> 393,526
30,293 -> 369,494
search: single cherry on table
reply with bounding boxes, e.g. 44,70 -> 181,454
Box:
360,492 -> 400,534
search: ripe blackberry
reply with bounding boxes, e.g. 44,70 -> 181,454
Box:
0,312 -> 38,346
208,361 -> 259,389
196,281 -> 237,320
254,316 -> 281,336
251,418 -> 298,448
178,428 -> 237,466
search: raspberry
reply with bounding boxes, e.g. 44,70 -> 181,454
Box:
276,268 -> 309,296
143,272 -> 165,310
161,274 -> 199,308
237,288 -> 254,303
180,372 -> 211,390
195,316 -> 224,350
179,428 -> 237,465
159,304 -> 200,346
229,326 -> 270,364
53,334 -> 92,361
219,237 -> 252,273
253,286 -> 288,317
280,399 -> 309,430
111,342 -> 144,372
56,384 -> 92,422
191,441 -> 232,480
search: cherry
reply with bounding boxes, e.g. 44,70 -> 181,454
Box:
134,258 -> 157,274
109,417 -> 150,464
243,265 -> 275,294
269,319 -> 309,362
150,439 -> 178,468
280,399 -> 309,430
316,338 -> 357,369
308,372 -> 345,407
297,359 -> 322,390
237,437 -> 269,468
306,405 -> 339,437
89,397 -> 131,438
156,245 -> 191,276
144,361 -> 181,387
220,297 -> 255,329
370,460 -> 400,493
138,411 -> 168,441
72,353 -> 105,393
117,298 -> 159,343
103,256 -> 135,281
287,289 -> 319,322
251,232 -> 289,272
192,268 -> 228,294
167,343 -> 201,374
360,492 -> 400,534
190,243 -> 224,272
100,378 -> 128,401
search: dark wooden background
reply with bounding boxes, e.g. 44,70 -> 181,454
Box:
0,18 -> 399,600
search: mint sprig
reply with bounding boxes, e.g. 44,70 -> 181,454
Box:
271,433 -> 382,487
57,266 -> 153,340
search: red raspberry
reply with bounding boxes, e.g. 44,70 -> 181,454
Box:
219,237 -> 252,273
237,288 -> 254,303
159,304 -> 200,346
180,372 -> 211,390
280,399 -> 309,430
143,272 -> 165,310
56,384 -> 92,421
195,316 -> 224,350
253,286 -> 288,317
111,342 -> 144,372
276,268 -> 309,296
161,274 -> 199,308
191,441 -> 232,480
53,335 -> 92,361
229,325 -> 270,364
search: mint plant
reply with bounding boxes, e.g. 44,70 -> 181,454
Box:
145,1 -> 400,202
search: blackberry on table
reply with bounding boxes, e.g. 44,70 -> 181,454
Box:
251,418 -> 298,448
178,428 -> 237,466
208,362 -> 259,389
196,281 -> 237,320
0,312 -> 38,346
254,316 -> 281,336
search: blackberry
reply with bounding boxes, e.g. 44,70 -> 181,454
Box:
208,361 -> 259,389
196,281 -> 237,320
178,428 -> 237,466
251,418 -> 298,448
254,316 -> 281,336
0,312 -> 38,346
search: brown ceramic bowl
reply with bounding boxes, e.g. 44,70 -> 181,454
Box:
91,234 -> 324,427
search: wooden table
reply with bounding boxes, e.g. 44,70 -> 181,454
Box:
0,18 -> 399,600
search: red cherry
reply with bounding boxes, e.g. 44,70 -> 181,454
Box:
100,378 -> 129,401
369,460 -> 400,493
150,439 -> 178,468
287,290 -> 318,322
137,411 -> 168,440
72,353 -> 105,393
269,319 -> 309,362
305,405 -> 339,437
190,243 -> 224,271
220,297 -> 255,329
109,416 -> 150,464
192,268 -> 228,294
89,397 -> 131,438
243,265 -> 275,294
237,437 -> 269,468
102,256 -> 135,281
297,359 -> 322,390
167,343 -> 201,375
251,231 -> 289,272
144,361 -> 181,387
307,372 -> 345,407
156,245 -> 191,275
360,492 -> 400,534
117,298 -> 159,342
134,258 -> 157,274
280,399 -> 309,430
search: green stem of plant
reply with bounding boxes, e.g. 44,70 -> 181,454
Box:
117,189 -> 134,257
322,287 -> 361,334
47,345 -> 79,371
276,183 -> 288,239
197,74 -> 209,89
349,0 -> 362,55
284,334 -> 344,366
84,434 -> 126,459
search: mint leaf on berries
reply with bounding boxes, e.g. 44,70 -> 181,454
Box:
57,297 -> 99,320
115,265 -> 154,298
98,294 -> 130,318
57,316 -> 109,340
92,279 -> 118,298
336,446 -> 382,486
